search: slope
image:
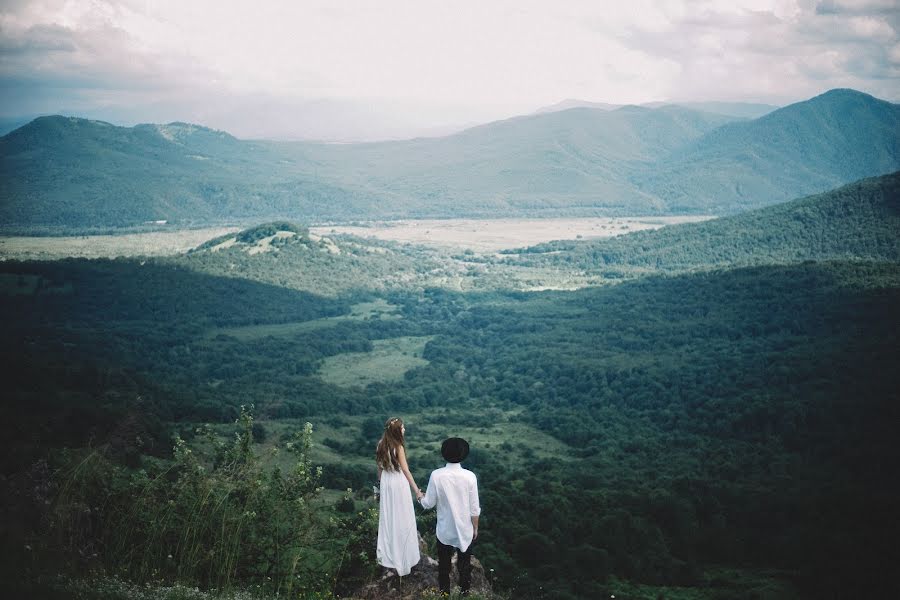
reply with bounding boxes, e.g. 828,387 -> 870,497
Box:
511,171 -> 900,274
273,104 -> 738,215
636,89 -> 900,213
0,116 -> 372,229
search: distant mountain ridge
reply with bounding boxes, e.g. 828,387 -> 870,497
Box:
1,89 -> 898,230
635,89 -> 900,213
535,99 -> 779,119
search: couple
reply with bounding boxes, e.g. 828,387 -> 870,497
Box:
375,417 -> 481,596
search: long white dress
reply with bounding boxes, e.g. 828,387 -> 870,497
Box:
377,468 -> 421,576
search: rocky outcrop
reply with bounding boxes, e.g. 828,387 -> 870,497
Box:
350,535 -> 492,599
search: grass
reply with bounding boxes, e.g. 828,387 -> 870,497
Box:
203,300 -> 400,341
8,575 -> 341,600
12,574 -> 506,600
402,408 -> 573,469
317,335 -> 433,387
605,568 -> 799,599
0,227 -> 241,260
186,406 -> 575,497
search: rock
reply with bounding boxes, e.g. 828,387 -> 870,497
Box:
349,535 -> 492,599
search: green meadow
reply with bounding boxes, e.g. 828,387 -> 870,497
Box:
204,300 -> 400,341
317,335 -> 433,388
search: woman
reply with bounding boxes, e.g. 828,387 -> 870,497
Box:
375,417 -> 423,577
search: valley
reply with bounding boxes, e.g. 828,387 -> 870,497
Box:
2,172 -> 898,599
0,216 -> 711,261
2,85 -> 898,600
311,215 -> 713,252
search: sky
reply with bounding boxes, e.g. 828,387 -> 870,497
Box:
1,0 -> 898,140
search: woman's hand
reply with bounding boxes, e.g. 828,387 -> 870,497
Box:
415,488 -> 424,500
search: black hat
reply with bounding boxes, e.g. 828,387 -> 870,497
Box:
441,437 -> 470,463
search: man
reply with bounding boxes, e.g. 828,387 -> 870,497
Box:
419,437 -> 481,595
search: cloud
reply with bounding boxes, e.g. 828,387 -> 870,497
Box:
605,1 -> 899,103
0,0 -> 897,139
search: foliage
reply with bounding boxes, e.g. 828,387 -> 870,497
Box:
13,408 -> 346,597
3,172 -> 900,598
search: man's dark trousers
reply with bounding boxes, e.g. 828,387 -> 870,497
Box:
437,538 -> 474,594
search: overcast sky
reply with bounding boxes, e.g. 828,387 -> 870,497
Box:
1,0 -> 898,140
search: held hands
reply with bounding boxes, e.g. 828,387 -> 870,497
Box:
415,488 -> 424,500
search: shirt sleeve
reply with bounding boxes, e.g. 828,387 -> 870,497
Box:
469,473 -> 481,517
420,471 -> 437,510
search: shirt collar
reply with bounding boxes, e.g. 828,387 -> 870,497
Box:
445,462 -> 463,469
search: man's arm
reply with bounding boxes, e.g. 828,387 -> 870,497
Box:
469,474 -> 481,539
420,472 -> 437,509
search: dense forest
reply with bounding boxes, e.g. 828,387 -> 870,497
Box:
2,195 -> 899,600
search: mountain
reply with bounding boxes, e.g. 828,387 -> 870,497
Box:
342,89 -> 894,217
643,101 -> 778,119
637,89 -> 900,213
1,89 -> 898,230
534,99 -> 624,113
0,116 -> 373,229
0,115 -> 43,136
513,170 -> 900,274
281,104 -> 738,215
538,99 -> 778,119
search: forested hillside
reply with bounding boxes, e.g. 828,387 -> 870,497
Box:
510,171 -> 900,276
2,256 -> 898,598
635,89 -> 900,212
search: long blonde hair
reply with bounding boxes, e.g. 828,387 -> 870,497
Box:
376,417 -> 404,471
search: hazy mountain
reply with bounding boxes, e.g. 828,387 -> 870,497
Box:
533,99 -> 624,113
281,104 -> 738,215
0,116 -> 373,229
638,89 -> 900,213
537,99 -> 778,119
2,89 -> 897,230
0,115 -> 43,136
515,170 -> 900,273
644,101 -> 778,119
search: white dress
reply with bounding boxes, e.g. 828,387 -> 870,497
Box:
377,468 -> 421,576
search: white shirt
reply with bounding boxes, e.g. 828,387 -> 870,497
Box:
419,462 -> 481,552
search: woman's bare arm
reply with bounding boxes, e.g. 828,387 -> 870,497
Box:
397,446 -> 423,499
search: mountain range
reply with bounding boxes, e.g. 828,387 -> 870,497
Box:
1,88 -> 897,231
534,99 -> 779,119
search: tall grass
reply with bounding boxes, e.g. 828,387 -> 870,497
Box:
44,407 -> 343,596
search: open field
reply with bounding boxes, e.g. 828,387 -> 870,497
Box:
318,335 -> 433,387
0,226 -> 240,260
204,299 -> 400,341
0,217 -> 713,260
200,406 -> 575,484
312,216 -> 715,252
